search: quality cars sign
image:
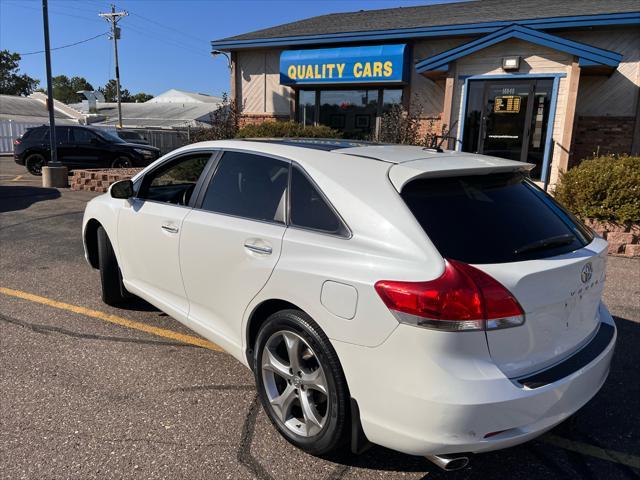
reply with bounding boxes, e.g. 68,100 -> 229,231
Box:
280,44 -> 408,85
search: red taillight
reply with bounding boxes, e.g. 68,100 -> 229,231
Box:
375,259 -> 524,331
14,139 -> 21,145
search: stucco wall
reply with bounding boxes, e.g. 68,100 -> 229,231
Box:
562,28 -> 640,117
564,28 -> 640,160
236,50 -> 293,116
410,37 -> 470,118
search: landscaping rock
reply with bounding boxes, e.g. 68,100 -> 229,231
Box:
71,168 -> 143,193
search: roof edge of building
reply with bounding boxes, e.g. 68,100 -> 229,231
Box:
211,11 -> 640,51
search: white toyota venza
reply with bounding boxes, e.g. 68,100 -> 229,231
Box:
82,139 -> 616,470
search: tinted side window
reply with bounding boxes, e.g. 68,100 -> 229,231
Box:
54,127 -> 71,144
200,151 -> 288,223
71,128 -> 97,144
401,173 -> 593,264
290,166 -> 344,235
140,154 -> 211,205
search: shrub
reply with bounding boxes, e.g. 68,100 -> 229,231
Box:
376,104 -> 422,145
554,154 -> 640,223
236,121 -> 342,139
190,92 -> 240,142
375,104 -> 450,148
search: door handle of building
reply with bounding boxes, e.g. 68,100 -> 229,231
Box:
161,224 -> 179,234
244,242 -> 272,255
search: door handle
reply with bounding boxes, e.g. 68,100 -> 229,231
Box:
161,224 -> 179,234
244,242 -> 272,255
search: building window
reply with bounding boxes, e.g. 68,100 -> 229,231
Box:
299,90 -> 316,126
298,88 -> 403,139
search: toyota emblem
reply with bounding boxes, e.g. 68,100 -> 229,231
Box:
581,262 -> 593,284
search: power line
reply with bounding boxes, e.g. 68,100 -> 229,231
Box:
99,5 -> 128,128
4,0 -> 104,24
5,0 -> 210,59
129,11 -> 209,44
17,32 -> 109,55
123,23 -> 211,58
87,1 -> 212,55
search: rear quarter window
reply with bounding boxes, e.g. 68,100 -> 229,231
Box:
401,173 -> 593,264
289,166 -> 348,236
22,127 -> 46,141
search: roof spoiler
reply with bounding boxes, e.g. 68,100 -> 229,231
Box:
388,157 -> 534,191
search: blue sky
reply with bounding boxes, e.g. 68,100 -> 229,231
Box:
0,0 -> 451,97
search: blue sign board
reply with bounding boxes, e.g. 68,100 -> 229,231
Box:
280,44 -> 408,86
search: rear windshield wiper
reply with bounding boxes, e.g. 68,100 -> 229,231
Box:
514,233 -> 576,255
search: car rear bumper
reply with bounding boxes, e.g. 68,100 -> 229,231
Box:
332,302 -> 616,456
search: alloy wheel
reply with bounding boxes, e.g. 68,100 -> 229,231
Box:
261,330 -> 329,437
26,154 -> 45,175
112,157 -> 132,168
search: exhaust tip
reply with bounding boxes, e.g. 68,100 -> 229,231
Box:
426,454 -> 470,471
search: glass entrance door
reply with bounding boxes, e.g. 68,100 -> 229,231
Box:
480,81 -> 532,161
462,79 -> 553,180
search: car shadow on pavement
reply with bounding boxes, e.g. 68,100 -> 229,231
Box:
0,185 -> 61,213
318,315 -> 639,479
120,296 -> 160,312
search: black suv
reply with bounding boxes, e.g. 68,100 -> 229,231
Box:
14,125 -> 161,175
116,129 -> 150,145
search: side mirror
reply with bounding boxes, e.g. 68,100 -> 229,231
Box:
110,179 -> 134,199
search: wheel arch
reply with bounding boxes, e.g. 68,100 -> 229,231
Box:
84,218 -> 103,269
111,154 -> 133,168
245,298 -> 301,367
246,298 -> 369,454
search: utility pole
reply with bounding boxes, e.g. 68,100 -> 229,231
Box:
41,0 -> 67,187
99,4 -> 128,129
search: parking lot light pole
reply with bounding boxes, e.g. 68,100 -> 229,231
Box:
41,0 -> 68,188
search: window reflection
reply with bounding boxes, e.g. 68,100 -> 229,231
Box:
298,88 -> 403,139
299,90 -> 316,126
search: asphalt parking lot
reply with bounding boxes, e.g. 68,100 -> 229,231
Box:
1,155 -> 639,480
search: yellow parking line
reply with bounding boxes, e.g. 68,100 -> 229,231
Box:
2,289 -> 638,468
0,287 -> 223,352
9,175 -> 23,181
542,434 -> 640,469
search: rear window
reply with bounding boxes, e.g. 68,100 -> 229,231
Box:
401,173 -> 593,264
22,127 -> 46,141
96,129 -> 125,143
119,131 -> 144,140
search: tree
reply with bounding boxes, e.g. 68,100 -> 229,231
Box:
98,79 -> 153,103
130,92 -> 153,103
52,75 -> 94,104
0,50 -> 40,96
99,79 -> 130,102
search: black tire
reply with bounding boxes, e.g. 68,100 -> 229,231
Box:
97,226 -> 128,306
25,153 -> 45,176
111,156 -> 132,168
253,309 -> 350,455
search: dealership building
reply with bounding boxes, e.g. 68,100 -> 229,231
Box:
212,0 -> 640,185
